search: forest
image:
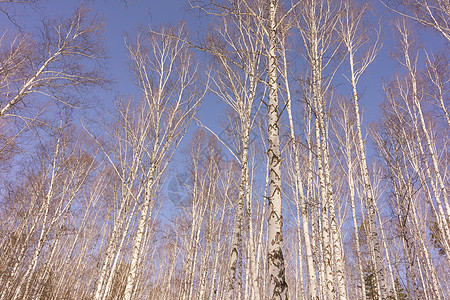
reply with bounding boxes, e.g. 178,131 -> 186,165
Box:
0,0 -> 448,299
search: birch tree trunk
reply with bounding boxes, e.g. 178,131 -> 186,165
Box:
334,101 -> 366,300
10,137 -> 60,300
373,119 -> 422,298
267,0 -> 288,298
424,53 -> 450,130
120,26 -> 203,300
297,1 -> 347,298
397,20 -> 450,223
340,3 -> 387,297
281,38 -> 318,300
201,2 -> 265,297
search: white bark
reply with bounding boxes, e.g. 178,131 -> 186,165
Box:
424,53 -> 450,129
267,0 -> 288,298
340,4 -> 387,297
123,177 -> 155,300
398,21 -> 450,223
297,1 -> 347,297
281,40 -> 318,300
410,198 -> 443,299
10,137 -> 60,300
0,6 -> 106,118
334,102 -> 366,300
374,188 -> 398,300
121,27 -> 202,299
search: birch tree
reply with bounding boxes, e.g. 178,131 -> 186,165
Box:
295,0 -> 347,298
423,52 -> 450,129
395,19 -> 450,263
339,2 -> 388,298
280,29 -> 319,300
175,130 -> 236,300
192,0 -> 290,297
0,5 -> 107,178
332,98 -> 367,299
203,1 -> 265,298
0,119 -> 100,300
0,5 -> 106,119
266,0 -> 288,297
92,25 -> 205,300
383,0 -> 450,43
120,26 -> 204,300
373,52 -> 450,298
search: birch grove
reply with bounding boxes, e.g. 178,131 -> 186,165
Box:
0,0 -> 449,299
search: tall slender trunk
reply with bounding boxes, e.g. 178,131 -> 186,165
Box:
267,0 -> 288,298
398,32 -> 450,264
55,179 -> 103,299
102,202 -> 138,300
311,37 -> 334,300
342,128 -> 366,300
282,40 -> 318,300
11,138 -> 61,300
123,168 -> 155,300
225,124 -> 250,300
348,47 -> 387,299
410,198 -> 443,299
256,157 -> 269,299
94,194 -> 134,300
401,23 -> 450,224
246,164 -> 260,300
417,255 -> 430,300
319,112 -> 347,300
375,198 -> 398,300
404,130 -> 450,265
392,166 -> 419,299
303,1 -> 347,296
209,197 -> 227,300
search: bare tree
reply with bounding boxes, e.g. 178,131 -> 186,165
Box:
372,30 -> 450,295
0,117 -> 100,300
117,26 -> 204,300
0,5 -> 107,119
191,0 -> 291,297
382,0 -> 450,43
0,0 -> 40,26
423,52 -> 450,129
338,2 -> 389,298
280,29 -> 319,299
395,19 -> 450,262
294,0 -> 347,298
201,1 -> 265,298
90,26 -> 205,300
266,1 -> 289,297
